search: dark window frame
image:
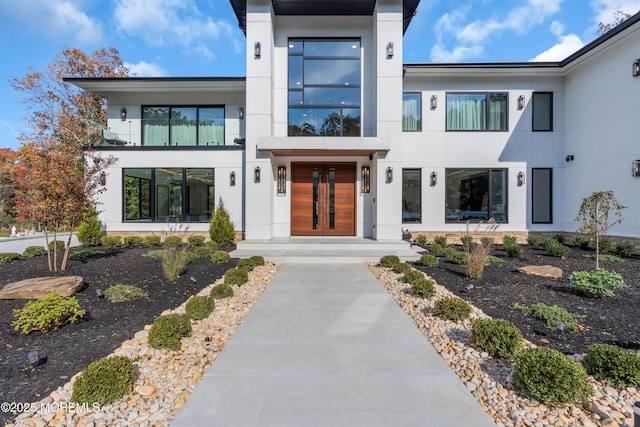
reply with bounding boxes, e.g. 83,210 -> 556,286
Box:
531,168 -> 553,224
141,105 -> 225,146
445,92 -> 509,132
445,168 -> 509,223
532,92 -> 553,132
402,92 -> 422,132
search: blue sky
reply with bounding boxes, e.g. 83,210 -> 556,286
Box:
1,0 -> 639,151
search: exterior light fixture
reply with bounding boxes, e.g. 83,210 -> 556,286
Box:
517,95 -> 525,110
385,167 -> 393,183
361,166 -> 370,193
430,171 -> 437,187
189,276 -> 197,285
254,166 -> 261,183
230,171 -> 236,186
120,107 -> 127,121
95,288 -> 104,298
28,350 -> 40,367
239,107 -> 244,119
565,155 -> 574,162
277,166 -> 286,194
632,160 -> 640,177
633,59 -> 640,77
517,171 -> 525,186
254,42 -> 261,59
430,95 -> 437,110
386,42 -> 394,59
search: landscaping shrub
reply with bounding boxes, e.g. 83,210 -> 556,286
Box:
210,283 -> 234,299
237,258 -> 257,272
514,347 -> 593,406
526,235 -> 540,247
426,243 -> 444,256
515,302 -> 579,331
486,255 -> 504,264
193,245 -> 215,259
614,240 -> 636,257
142,249 -> 167,259
224,267 -> 249,285
211,250 -> 231,264
434,297 -> 472,321
583,343 -> 640,388
444,249 -> 468,265
148,313 -> 192,350
0,252 -> 21,263
123,236 -> 144,248
552,234 -> 565,244
583,253 -> 623,263
419,254 -> 439,268
101,235 -> 121,248
209,198 -> 236,247
598,239 -> 612,254
411,276 -> 436,299
161,249 -> 191,281
471,318 -> 523,359
572,237 -> 590,250
502,235 -> 517,246
48,240 -> 65,252
249,255 -> 265,267
466,233 -> 494,279
379,255 -> 400,268
163,235 -> 183,248
434,235 -> 447,246
187,235 -> 205,247
12,293 -> 85,334
70,250 -> 106,260
71,356 -> 135,407
569,268 -> 625,298
460,235 -> 476,251
76,206 -> 104,247
403,270 -> 423,284
103,284 -> 148,303
414,234 -> 428,248
143,235 -> 161,247
185,295 -> 216,320
543,238 -> 570,258
23,246 -> 46,258
504,243 -> 523,258
392,262 -> 413,274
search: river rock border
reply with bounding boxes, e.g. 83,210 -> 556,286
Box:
368,262 -> 639,427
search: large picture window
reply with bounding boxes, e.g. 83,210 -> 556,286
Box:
532,168 -> 552,223
402,93 -> 422,132
402,169 -> 421,223
446,169 -> 507,223
288,38 -> 361,136
532,92 -> 553,131
124,168 -> 214,222
142,106 -> 224,146
446,93 -> 508,131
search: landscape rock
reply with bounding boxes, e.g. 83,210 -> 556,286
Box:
516,265 -> 563,279
0,276 -> 84,299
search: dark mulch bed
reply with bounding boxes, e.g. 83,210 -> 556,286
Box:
413,244 -> 640,357
0,246 -> 235,425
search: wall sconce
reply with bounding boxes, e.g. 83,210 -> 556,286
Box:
633,59 -> 640,77
254,42 -> 261,59
565,155 -> 574,162
254,166 -> 261,183
239,107 -> 244,120
430,95 -> 437,110
632,160 -> 640,177
386,42 -> 394,59
385,167 -> 393,183
230,171 -> 236,186
361,166 -> 370,193
120,107 -> 127,121
430,171 -> 437,187
517,95 -> 525,110
99,171 -> 106,186
517,171 -> 525,186
277,166 -> 286,194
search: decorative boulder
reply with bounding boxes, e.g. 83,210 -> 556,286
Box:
0,276 -> 84,299
516,265 -> 563,279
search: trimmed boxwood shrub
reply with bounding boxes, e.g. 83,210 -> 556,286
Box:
434,235 -> 447,246
237,258 -> 257,272
392,262 -> 413,274
514,347 -> 593,406
419,254 -> 439,267
426,243 -> 444,256
379,255 -> 400,268
543,238 -> 570,258
210,283 -> 234,299
123,236 -> 144,248
164,235 -> 183,248
224,267 -> 249,285
249,255 -> 265,267
23,246 -> 46,258
143,235 -> 161,247
101,235 -> 122,248
71,356 -> 135,407
583,343 -> 640,388
434,297 -> 472,321
187,235 -> 206,247
185,295 -> 216,320
504,244 -> 523,258
211,250 -> 231,264
12,293 -> 85,334
48,240 -> 65,252
411,277 -> 436,299
444,249 -> 468,265
0,252 -> 21,263
148,314 -> 192,350
471,318 -> 523,359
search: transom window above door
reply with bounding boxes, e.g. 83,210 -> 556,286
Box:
288,38 -> 361,137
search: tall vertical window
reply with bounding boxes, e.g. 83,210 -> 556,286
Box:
288,38 -> 361,136
532,92 -> 553,131
402,93 -> 422,131
532,168 -> 552,223
446,169 -> 507,223
123,168 -> 214,222
142,106 -> 224,146
446,93 -> 508,131
402,169 -> 422,223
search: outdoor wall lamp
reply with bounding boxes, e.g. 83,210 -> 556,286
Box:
633,59 -> 640,77
230,171 -> 236,186
254,166 -> 261,183
565,155 -> 574,162
239,107 -> 244,120
517,95 -> 525,110
277,166 -> 286,194
254,42 -> 261,59
517,171 -> 525,186
632,160 -> 640,177
361,166 -> 371,193
430,171 -> 437,186
120,107 -> 127,121
430,95 -> 438,110
386,42 -> 394,59
385,167 -> 393,183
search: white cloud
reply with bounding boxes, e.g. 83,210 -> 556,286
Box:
124,61 -> 166,77
531,22 -> 584,61
431,44 -> 484,62
591,0 -> 640,28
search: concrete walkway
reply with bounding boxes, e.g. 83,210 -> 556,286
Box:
0,233 -> 80,254
171,263 -> 495,427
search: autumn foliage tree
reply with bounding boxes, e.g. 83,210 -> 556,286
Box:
0,148 -> 18,224
11,48 -> 128,271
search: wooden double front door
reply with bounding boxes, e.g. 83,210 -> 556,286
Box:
291,163 -> 356,236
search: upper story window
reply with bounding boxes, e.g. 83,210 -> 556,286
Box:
532,92 -> 553,131
142,106 -> 224,146
288,38 -> 361,137
402,93 -> 422,132
446,93 -> 508,131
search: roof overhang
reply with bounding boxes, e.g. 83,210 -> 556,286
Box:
64,77 -> 246,95
257,136 -> 390,157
